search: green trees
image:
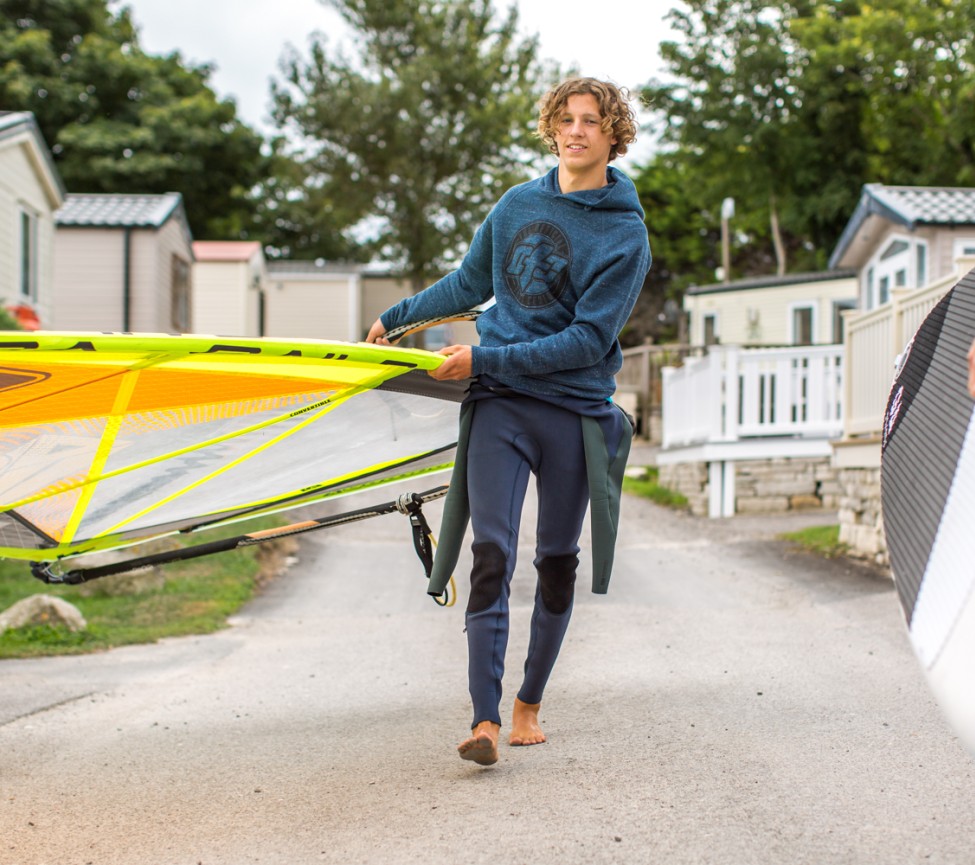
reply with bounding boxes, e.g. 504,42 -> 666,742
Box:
1,0 -> 552,273
646,1 -> 802,274
791,0 -> 975,228
270,0 -> 548,288
629,152 -> 718,343
13,0 -> 970,342
636,0 -> 975,318
1,0 -> 266,239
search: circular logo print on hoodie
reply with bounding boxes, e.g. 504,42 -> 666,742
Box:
503,221 -> 571,308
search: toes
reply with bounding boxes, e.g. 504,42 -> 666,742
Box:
509,732 -> 546,746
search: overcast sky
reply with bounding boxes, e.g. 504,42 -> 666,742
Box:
118,0 -> 681,168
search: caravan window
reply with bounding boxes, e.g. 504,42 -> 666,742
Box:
832,300 -> 856,344
19,208 -> 38,301
867,234 -> 914,307
703,313 -> 718,346
879,275 -> 890,305
790,304 -> 815,346
916,243 -> 928,288
864,267 -> 875,309
171,255 -> 191,331
953,238 -> 975,259
880,239 -> 909,261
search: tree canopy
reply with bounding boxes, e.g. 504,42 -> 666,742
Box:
636,0 -> 975,331
0,0 -> 266,239
270,0 -> 551,285
10,0 -> 974,349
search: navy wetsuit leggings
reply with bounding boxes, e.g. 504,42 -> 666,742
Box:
465,393 -> 590,729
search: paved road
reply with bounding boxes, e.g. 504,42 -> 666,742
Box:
2,477 -> 975,865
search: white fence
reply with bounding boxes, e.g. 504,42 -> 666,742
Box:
657,259 -> 973,519
661,344 -> 845,449
617,344 -> 700,440
843,259 -> 974,438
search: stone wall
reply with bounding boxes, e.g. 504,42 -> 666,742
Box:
835,465 -> 888,567
659,456 -> 890,568
659,456 -> 841,519
736,457 -> 842,513
658,461 -> 709,516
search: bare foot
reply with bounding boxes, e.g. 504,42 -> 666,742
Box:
458,720 -> 500,765
509,698 -> 546,746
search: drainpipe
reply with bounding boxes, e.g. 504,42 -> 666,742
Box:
122,227 -> 132,330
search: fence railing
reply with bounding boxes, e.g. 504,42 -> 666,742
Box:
617,343 -> 701,439
843,257 -> 974,438
626,259 -> 974,448
661,344 -> 845,449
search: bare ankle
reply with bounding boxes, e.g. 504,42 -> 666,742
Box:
472,720 -> 500,738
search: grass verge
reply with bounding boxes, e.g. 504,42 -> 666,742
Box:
779,524 -> 849,559
622,466 -> 689,510
0,519 -> 284,660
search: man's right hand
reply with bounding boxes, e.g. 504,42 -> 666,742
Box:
365,319 -> 389,345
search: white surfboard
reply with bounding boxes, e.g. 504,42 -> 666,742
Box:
881,267 -> 975,753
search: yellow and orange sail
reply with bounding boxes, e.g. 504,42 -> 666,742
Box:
0,332 -> 462,562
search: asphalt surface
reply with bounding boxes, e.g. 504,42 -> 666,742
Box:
2,463 -> 975,865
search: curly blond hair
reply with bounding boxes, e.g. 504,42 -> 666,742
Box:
536,77 -> 638,162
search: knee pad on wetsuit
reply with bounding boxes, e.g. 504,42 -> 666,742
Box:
537,554 -> 578,615
467,542 -> 507,613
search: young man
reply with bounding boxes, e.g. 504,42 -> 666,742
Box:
366,77 -> 651,765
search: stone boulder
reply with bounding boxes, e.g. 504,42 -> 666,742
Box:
0,594 -> 87,635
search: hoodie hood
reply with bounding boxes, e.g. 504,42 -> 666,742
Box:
539,165 -> 645,217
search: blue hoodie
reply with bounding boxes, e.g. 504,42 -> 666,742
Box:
380,165 -> 651,401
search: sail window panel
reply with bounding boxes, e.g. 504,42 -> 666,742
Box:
102,390 -> 336,472
0,419 -> 108,503
17,486 -> 85,542
0,393 -> 337,508
0,511 -> 49,549
73,388 -> 457,540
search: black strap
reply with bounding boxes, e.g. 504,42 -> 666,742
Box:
396,493 -> 435,579
396,492 -> 452,606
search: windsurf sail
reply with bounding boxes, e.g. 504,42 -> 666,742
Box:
0,332 -> 465,584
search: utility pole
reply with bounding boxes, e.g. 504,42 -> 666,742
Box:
721,197 -> 735,284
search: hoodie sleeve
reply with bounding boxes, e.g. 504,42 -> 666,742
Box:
471,226 -> 650,377
379,210 -> 498,333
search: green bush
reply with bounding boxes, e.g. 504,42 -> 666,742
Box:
0,308 -> 24,330
622,466 -> 689,510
